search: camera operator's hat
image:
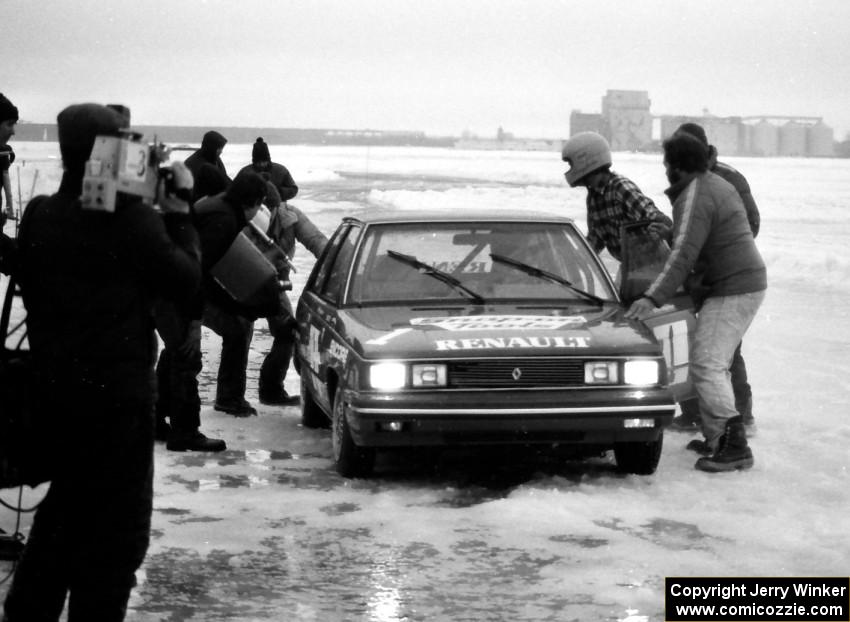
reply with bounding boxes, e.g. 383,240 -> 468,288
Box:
0,93 -> 18,123
57,103 -> 130,171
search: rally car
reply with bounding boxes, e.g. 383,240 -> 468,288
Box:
294,210 -> 693,477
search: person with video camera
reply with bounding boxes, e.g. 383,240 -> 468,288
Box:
2,103 -> 202,621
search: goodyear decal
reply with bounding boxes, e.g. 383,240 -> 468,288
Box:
435,335 -> 590,351
410,315 -> 586,331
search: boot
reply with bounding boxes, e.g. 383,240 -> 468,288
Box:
686,438 -> 713,456
214,398 -> 257,417
167,430 -> 227,452
155,419 -> 172,442
259,387 -> 300,406
695,416 -> 753,472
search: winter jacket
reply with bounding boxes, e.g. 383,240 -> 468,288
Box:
238,162 -> 298,203
16,178 -> 202,400
708,146 -> 760,237
185,131 -> 230,198
644,171 -> 766,307
585,170 -> 672,261
265,204 -> 327,279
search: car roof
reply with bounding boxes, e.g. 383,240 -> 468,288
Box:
342,209 -> 575,226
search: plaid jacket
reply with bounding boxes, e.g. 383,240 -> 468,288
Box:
585,171 -> 671,261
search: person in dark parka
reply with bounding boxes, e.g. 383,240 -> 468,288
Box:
184,130 -> 230,201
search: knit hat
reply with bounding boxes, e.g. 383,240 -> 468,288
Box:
676,122 -> 708,146
0,93 -> 19,123
57,103 -> 129,172
252,137 -> 271,163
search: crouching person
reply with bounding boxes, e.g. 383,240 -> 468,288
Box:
4,103 -> 202,620
625,133 -> 766,473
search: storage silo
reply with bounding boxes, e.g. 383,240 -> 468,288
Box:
779,121 -> 807,156
750,120 -> 778,156
807,121 -> 835,157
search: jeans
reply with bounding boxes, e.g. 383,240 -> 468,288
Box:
690,290 -> 765,444
203,303 -> 253,405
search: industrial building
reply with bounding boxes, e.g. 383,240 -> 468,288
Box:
571,90 -> 835,157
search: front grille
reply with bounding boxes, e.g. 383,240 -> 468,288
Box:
448,359 -> 585,388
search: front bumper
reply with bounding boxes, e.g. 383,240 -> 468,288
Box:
344,387 -> 675,448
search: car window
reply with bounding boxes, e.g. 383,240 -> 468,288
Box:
310,224 -> 358,303
348,222 -> 616,304
321,227 -> 358,304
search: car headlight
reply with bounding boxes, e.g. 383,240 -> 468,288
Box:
584,361 -> 618,384
369,362 -> 407,390
369,362 -> 448,389
411,364 -> 447,387
624,360 -> 659,386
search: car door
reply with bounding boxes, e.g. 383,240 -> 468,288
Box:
619,222 -> 696,402
297,223 -> 361,413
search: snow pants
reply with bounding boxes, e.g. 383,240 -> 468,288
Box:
689,290 -> 765,445
2,384 -> 154,622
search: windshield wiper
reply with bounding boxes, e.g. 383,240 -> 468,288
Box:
386,250 -> 486,305
489,253 -> 607,305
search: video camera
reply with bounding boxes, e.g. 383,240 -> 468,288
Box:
81,132 -> 174,212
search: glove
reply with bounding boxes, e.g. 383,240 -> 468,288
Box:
178,320 -> 202,358
157,161 -> 194,215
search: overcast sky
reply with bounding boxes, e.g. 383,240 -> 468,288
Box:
4,0 -> 850,139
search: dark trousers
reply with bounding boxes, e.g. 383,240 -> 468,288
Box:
730,341 -> 751,411
154,302 -> 202,433
3,385 -> 154,622
258,308 -> 296,396
202,302 -> 253,405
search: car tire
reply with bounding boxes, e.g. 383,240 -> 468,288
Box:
332,390 -> 375,478
614,433 -> 664,475
300,371 -> 329,429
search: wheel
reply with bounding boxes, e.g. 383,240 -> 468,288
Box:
331,390 -> 375,478
300,371 -> 329,429
614,433 -> 664,475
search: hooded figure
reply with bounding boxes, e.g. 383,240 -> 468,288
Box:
184,130 -> 230,199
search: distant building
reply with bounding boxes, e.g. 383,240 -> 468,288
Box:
571,90 -> 836,157
601,90 -> 652,151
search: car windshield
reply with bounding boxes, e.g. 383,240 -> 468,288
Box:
347,221 -> 617,304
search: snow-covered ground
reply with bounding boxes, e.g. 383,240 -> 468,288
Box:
2,143 -> 849,621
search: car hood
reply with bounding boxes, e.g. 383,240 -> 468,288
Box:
339,304 -> 661,360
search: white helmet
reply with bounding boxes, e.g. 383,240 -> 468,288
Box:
561,132 -> 612,187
